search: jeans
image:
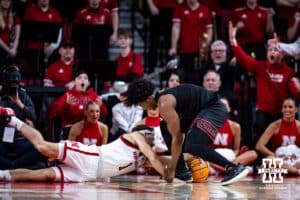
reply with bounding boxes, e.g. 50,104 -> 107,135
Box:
0,138 -> 45,169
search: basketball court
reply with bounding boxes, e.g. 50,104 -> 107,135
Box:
0,175 -> 299,199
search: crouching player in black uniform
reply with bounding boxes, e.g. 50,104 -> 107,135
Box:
125,79 -> 249,185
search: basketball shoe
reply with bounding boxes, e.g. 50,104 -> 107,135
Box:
175,169 -> 193,183
221,164 -> 249,186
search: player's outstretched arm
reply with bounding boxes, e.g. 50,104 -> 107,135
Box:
0,107 -> 59,159
132,132 -> 166,177
159,95 -> 183,183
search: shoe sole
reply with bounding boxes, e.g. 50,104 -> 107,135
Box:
221,168 -> 249,186
175,177 -> 193,183
185,179 -> 193,183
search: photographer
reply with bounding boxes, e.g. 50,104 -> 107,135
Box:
0,65 -> 46,169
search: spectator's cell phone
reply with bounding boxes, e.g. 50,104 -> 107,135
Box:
6,86 -> 17,96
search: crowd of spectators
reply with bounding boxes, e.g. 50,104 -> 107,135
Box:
0,0 -> 300,178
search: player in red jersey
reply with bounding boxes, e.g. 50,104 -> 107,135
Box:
68,101 -> 108,146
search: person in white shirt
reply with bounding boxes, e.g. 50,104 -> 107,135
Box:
110,92 -> 144,140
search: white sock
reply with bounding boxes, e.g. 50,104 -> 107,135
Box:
8,116 -> 24,131
0,170 -> 11,181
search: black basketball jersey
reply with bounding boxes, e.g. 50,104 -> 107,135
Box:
159,84 -> 219,132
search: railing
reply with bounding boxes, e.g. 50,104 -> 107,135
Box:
130,0 -> 150,69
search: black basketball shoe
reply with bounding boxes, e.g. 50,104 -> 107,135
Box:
175,169 -> 193,183
221,164 -> 249,186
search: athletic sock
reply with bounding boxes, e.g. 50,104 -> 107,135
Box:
0,170 -> 11,181
9,116 -> 24,131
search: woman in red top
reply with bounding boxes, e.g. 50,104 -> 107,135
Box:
48,70 -> 107,140
256,98 -> 300,175
68,101 -> 108,146
0,0 -> 21,62
209,97 -> 257,174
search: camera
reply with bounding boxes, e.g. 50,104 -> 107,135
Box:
4,86 -> 17,96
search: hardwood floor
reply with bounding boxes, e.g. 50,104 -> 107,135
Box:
0,175 -> 299,199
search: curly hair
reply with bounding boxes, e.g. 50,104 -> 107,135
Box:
124,79 -> 154,106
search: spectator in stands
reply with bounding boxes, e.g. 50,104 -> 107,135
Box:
115,29 -> 143,82
74,0 -> 111,25
22,0 -> 62,85
209,97 -> 257,175
231,0 -> 274,60
168,0 -> 213,84
0,65 -> 45,169
200,40 -> 236,92
43,39 -> 76,89
229,21 -> 300,149
274,0 -> 299,40
47,70 -> 107,141
40,39 -> 76,136
231,1 -> 274,133
202,70 -> 238,122
165,69 -> 182,88
268,34 -> 300,58
99,0 -> 119,44
110,91 -> 143,140
12,0 -> 32,19
287,8 -> 300,42
0,0 -> 21,66
74,0 -> 112,60
68,101 -> 108,146
202,70 -> 221,92
146,0 -> 178,73
256,98 -> 300,175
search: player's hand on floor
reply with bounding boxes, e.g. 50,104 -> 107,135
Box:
164,167 -> 175,183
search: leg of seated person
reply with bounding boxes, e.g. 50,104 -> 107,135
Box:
282,163 -> 299,175
234,150 -> 258,166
